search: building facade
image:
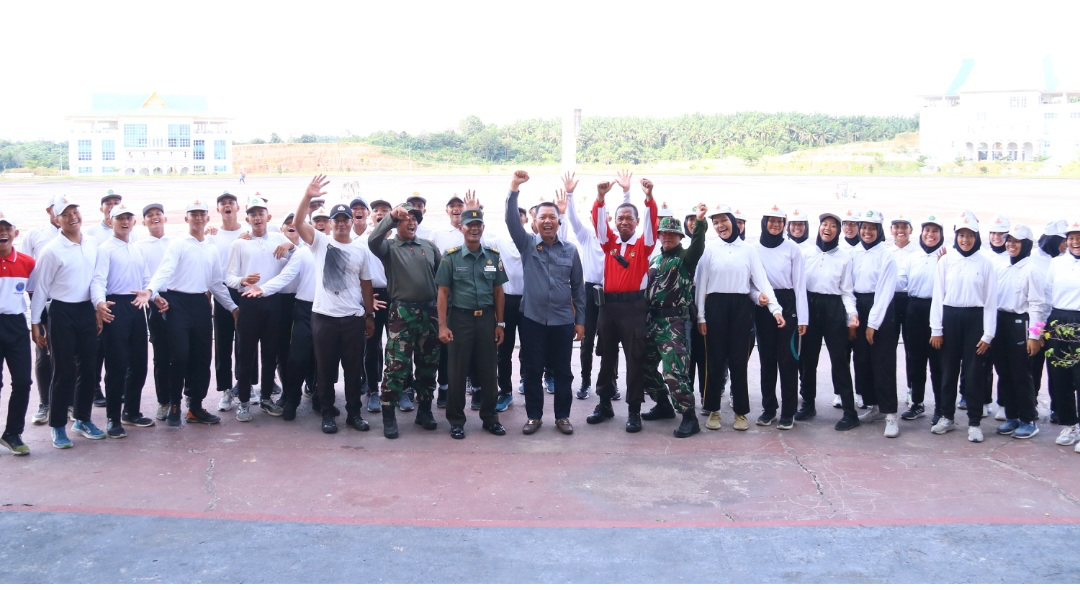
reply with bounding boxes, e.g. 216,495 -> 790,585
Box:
67,92 -> 233,176
919,58 -> 1080,165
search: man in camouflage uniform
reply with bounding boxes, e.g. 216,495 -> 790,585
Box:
642,204 -> 708,437
369,203 -> 442,439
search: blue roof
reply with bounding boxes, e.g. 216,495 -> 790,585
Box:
946,59 -> 975,94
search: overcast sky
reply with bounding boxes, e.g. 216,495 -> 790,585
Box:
3,0 -> 1077,142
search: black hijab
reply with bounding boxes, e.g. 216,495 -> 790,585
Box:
787,222 -> 808,244
1039,234 -> 1064,258
1010,238 -> 1033,265
953,229 -> 982,257
759,217 -> 785,248
844,232 -> 861,247
859,222 -> 885,250
919,223 -> 943,254
713,214 -> 739,244
816,215 -> 840,253
990,241 -> 1007,254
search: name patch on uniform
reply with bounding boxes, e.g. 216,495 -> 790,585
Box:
455,267 -> 468,273
484,265 -> 496,272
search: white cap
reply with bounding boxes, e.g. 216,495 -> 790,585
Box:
1044,219 -> 1068,238
110,204 -> 135,219
922,214 -> 944,229
53,195 -> 79,214
185,199 -> 210,213
861,209 -> 884,225
788,208 -> 808,222
246,196 -> 270,213
1067,220 -> 1080,235
47,196 -> 61,212
311,206 -> 330,220
953,211 -> 979,233
988,214 -> 1011,233
763,204 -> 787,219
841,209 -> 861,223
0,210 -> 14,226
731,208 -> 746,222
657,204 -> 674,218
709,204 -> 735,219
1006,224 -> 1034,241
890,213 -> 912,225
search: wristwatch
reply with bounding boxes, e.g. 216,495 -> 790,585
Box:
496,322 -> 506,328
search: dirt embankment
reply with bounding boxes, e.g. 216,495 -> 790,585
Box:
233,143 -> 424,174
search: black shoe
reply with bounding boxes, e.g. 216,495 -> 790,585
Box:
321,416 -> 338,434
414,400 -> 438,431
1051,411 -> 1060,425
346,415 -> 370,432
626,408 -> 642,433
835,413 -> 860,431
674,413 -> 700,438
450,425 -> 465,439
641,398 -> 676,421
931,410 -> 943,426
483,422 -> 507,436
93,390 -> 107,408
586,400 -> 614,424
282,404 -> 297,422
167,404 -> 181,427
575,383 -> 591,400
755,411 -> 776,426
382,408 -> 398,439
901,403 -> 925,420
436,389 -> 447,409
470,396 -> 481,411
777,416 -> 794,430
186,406 -> 221,425
794,403 -> 816,421
106,420 -> 127,439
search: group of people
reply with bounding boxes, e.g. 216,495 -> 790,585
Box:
1,170 -> 1079,456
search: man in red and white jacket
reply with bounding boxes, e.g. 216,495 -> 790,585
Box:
0,211 -> 36,455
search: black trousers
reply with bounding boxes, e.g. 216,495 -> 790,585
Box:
756,288 -> 799,418
904,296 -> 942,408
595,296 -> 647,407
580,281 -> 602,387
214,287 -> 252,391
147,303 -> 170,406
165,292 -> 214,408
446,308 -> 498,426
362,287 -> 388,394
991,311 -> 1039,423
940,305 -> 991,426
497,294 -> 522,395
311,313 -> 365,419
852,293 -> 898,414
519,317 -> 573,420
0,314 -> 32,435
893,291 -> 910,389
1047,308 -> 1080,426
799,293 -> 855,414
235,294 -> 282,404
46,300 -> 98,427
29,293 -> 51,406
688,310 -> 706,396
102,294 -> 148,421
276,293 -> 295,389
282,299 -> 314,409
702,293 -> 755,415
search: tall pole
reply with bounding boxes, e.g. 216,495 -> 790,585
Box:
561,108 -> 580,173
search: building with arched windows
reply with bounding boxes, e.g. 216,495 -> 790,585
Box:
919,58 -> 1080,165
67,92 -> 233,176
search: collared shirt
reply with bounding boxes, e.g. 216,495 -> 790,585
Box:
505,191 -> 585,326
982,247 -> 1010,272
146,233 -> 235,311
369,214 -> 440,303
1047,254 -> 1080,312
694,238 -> 781,322
30,232 -> 99,324
224,232 -> 292,294
753,239 -> 808,325
18,222 -> 58,293
435,245 -> 508,309
803,246 -> 857,320
85,221 -> 113,244
209,226 -> 247,278
566,193 -> 612,285
897,246 -> 942,299
930,249 -> 998,343
307,231 -> 371,318
91,236 -> 149,307
997,257 -> 1049,331
0,250 -> 34,315
492,233 -> 524,296
136,235 -> 170,279
353,228 -> 387,288
260,245 -> 316,302
850,242 -> 897,330
593,194 -> 657,293
887,241 -> 918,292
646,219 -> 706,310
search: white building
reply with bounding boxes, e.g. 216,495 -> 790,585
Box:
919,58 -> 1080,164
67,92 -> 233,176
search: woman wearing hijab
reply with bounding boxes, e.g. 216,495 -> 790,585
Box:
695,204 -> 783,432
929,211 -> 998,442
850,210 -> 900,437
752,206 -> 808,429
897,215 -> 946,423
796,212 -> 859,429
991,224 -> 1046,440
1034,220 -> 1068,422
786,209 -> 810,248
1046,221 -> 1080,450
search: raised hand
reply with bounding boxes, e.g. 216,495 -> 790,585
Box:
562,171 -> 579,193
554,189 -> 568,215
596,181 -> 615,204
615,169 -> 633,193
640,178 -> 654,201
695,203 -> 708,220
306,174 -> 330,201
464,189 -> 480,210
510,170 -> 530,191
390,207 -> 412,221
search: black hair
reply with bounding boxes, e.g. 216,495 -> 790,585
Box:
615,203 -> 639,220
535,202 -> 560,218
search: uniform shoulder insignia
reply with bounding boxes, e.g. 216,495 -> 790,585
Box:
445,246 -> 461,255
486,245 -> 500,254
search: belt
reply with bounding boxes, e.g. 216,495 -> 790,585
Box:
452,306 -> 495,317
604,290 -> 645,303
649,306 -> 689,318
393,300 -> 436,309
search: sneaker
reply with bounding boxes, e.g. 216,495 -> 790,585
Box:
51,427 -> 73,449
545,377 -> 555,394
218,388 -> 235,411
1,432 -> 30,455
855,394 -> 866,409
576,384 -> 591,400
345,415 -> 370,432
122,414 -> 155,427
997,419 -> 1021,435
1012,422 -> 1039,439
1055,425 -> 1080,446
106,420 -> 127,439
31,404 -> 48,425
705,411 -> 722,431
733,415 -> 749,431
901,404 -> 925,420
495,393 -> 513,412
236,402 -> 253,422
755,411 -> 776,426
958,397 -> 968,411
367,394 -> 382,413
884,415 -> 899,438
156,404 -> 170,421
72,420 -> 106,440
260,399 -> 284,417
931,418 -> 955,435
982,404 -> 991,418
470,396 -> 481,411
612,384 -> 622,401
167,404 -> 182,427
858,405 -> 883,424
835,413 -> 860,431
931,410 -> 943,426
517,380 -> 524,394
322,415 -> 338,434
968,425 -> 984,443
995,405 -> 1006,421
776,416 -> 794,430
466,378 -> 478,395
831,395 -> 842,409
398,391 -> 415,412
186,407 -> 222,425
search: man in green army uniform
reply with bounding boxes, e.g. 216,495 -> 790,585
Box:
369,203 -> 442,439
436,209 -> 509,439
642,203 -> 708,438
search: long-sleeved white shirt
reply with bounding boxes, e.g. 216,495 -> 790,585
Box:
566,192 -> 617,285
259,245 -> 316,302
353,228 -> 387,289
694,238 -> 781,322
91,236 -> 149,307
996,257 -> 1049,337
753,240 -> 808,325
224,232 -> 292,294
492,233 -> 524,296
929,250 -> 998,343
209,226 -> 246,281
982,248 -> 1010,272
897,246 -> 942,299
887,242 -> 918,292
850,242 -> 897,330
803,246 -> 857,321
146,234 -> 236,311
1047,254 -> 1080,312
30,233 -> 99,323
18,223 -> 59,293
136,235 -> 170,279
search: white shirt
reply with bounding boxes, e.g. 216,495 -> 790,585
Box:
146,234 -> 236,311
753,240 -> 808,325
803,245 -> 857,321
309,231 -> 371,318
209,226 -> 246,280
224,232 -> 292,294
897,246 -> 942,299
694,238 -> 781,322
566,192 -> 612,285
415,224 -> 433,242
850,242 -> 897,331
85,221 -> 113,244
492,233 -> 524,296
996,256 -> 1049,334
18,222 -> 59,293
929,250 -> 998,343
30,233 -> 99,324
91,236 -> 149,307
887,242 -> 918,292
354,228 -> 387,289
260,245 -> 316,302
136,235 -> 170,279
982,247 -> 1010,272
1047,254 -> 1080,312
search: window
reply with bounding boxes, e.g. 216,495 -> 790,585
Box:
124,124 -> 147,147
101,166 -> 119,175
214,165 -> 227,173
214,140 -> 226,160
102,139 -> 115,161
78,167 -> 93,174
1072,112 -> 1080,119
194,139 -> 205,160
1045,112 -> 1058,120
168,124 -> 191,147
77,139 -> 92,161
1009,96 -> 1027,108
194,165 -> 206,173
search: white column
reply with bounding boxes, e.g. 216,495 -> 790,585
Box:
561,108 -> 580,173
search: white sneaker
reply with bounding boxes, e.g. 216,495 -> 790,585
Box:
1074,441 -> 1080,454
905,390 -> 913,408
968,425 -> 984,443
856,394 -> 866,409
982,404 -> 991,418
931,418 -> 955,434
884,414 -> 899,438
156,404 -> 169,420
218,389 -> 235,411
859,405 -> 882,424
236,402 -> 253,422
994,405 -> 1006,421
31,403 -> 49,425
832,395 -> 842,409
1055,425 -> 1080,446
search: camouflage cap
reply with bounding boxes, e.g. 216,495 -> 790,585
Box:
657,216 -> 685,237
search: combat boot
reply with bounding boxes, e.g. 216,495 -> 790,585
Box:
414,399 -> 438,431
674,412 -> 700,438
625,404 -> 643,433
382,406 -> 399,439
586,399 -> 614,424
641,396 -> 676,421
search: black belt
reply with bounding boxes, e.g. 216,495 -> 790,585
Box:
649,307 -> 689,319
393,300 -> 436,309
452,306 -> 495,317
854,292 -> 875,300
604,290 -> 645,303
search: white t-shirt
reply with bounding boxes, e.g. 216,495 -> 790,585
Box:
309,231 -> 371,318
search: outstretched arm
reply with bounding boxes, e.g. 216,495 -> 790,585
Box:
295,175 -> 329,246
